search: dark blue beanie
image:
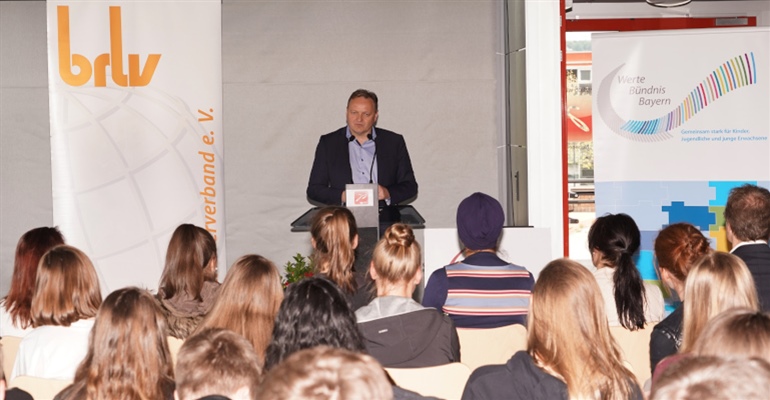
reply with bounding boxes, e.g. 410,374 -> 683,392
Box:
456,192 -> 504,250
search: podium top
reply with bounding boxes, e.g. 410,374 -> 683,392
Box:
290,206 -> 425,232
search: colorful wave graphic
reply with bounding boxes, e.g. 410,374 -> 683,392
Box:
597,52 -> 757,142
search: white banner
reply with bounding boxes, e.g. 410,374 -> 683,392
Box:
46,0 -> 224,294
592,28 -> 770,290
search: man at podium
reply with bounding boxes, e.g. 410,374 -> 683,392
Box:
306,89 -> 418,206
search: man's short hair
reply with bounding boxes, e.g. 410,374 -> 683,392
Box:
651,356 -> 770,400
257,346 -> 393,400
347,89 -> 378,111
724,184 -> 770,242
175,328 -> 262,400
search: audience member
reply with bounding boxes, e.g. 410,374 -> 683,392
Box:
54,287 -> 174,400
258,346 -> 393,400
357,223 -> 459,367
423,192 -> 534,328
724,184 -> 770,310
1,343 -> 33,400
11,245 -> 101,380
691,308 -> 770,363
650,356 -> 770,400
462,258 -> 642,400
175,328 -> 261,400
264,277 -> 366,371
650,223 -> 712,373
194,254 -> 283,364
0,227 -> 64,337
588,213 -> 664,330
156,224 -> 220,339
310,207 -> 372,310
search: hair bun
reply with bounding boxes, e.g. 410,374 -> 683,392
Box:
385,223 -> 414,248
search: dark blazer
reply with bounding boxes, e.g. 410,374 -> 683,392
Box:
733,243 -> 770,311
307,127 -> 418,206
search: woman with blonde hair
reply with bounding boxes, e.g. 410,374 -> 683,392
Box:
194,254 -> 284,363
54,287 -> 175,400
157,223 -> 220,339
692,308 -> 770,363
650,222 -> 712,373
1,227 -> 65,337
310,206 -> 371,310
463,258 -> 641,400
11,245 -> 102,380
356,223 -> 459,368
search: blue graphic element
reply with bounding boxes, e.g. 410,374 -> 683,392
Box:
636,250 -> 658,281
661,202 -> 715,231
709,181 -> 757,206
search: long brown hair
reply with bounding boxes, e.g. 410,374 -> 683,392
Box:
310,207 -> 357,293
654,223 -> 712,295
528,258 -> 636,399
194,255 -> 284,362
158,224 -> 217,301
66,287 -> 174,400
3,227 -> 65,329
31,245 -> 102,327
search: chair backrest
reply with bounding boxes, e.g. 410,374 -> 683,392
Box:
8,376 -> 71,400
385,362 -> 471,400
610,324 -> 654,386
1,335 -> 23,377
167,336 -> 185,365
456,324 -> 528,371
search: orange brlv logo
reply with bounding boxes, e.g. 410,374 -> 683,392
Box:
353,191 -> 370,205
57,5 -> 161,87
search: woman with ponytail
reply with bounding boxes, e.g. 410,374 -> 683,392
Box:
310,206 -> 371,310
588,213 -> 664,330
356,223 -> 460,368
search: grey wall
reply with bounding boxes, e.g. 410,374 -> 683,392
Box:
1,1 -> 505,295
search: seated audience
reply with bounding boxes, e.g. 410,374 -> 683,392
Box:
193,254 -> 283,365
652,251 -> 760,383
11,245 -> 102,380
650,356 -> 770,400
691,308 -> 770,362
258,346 -> 393,400
1,343 -> 33,400
54,287 -> 174,400
310,207 -> 372,310
156,224 -> 220,339
650,222 -> 712,373
423,192 -> 534,328
0,227 -> 64,337
462,258 -> 642,400
724,184 -> 770,311
175,328 -> 262,400
588,213 -> 664,329
357,223 -> 459,367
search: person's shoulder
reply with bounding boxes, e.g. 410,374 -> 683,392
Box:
319,127 -> 347,141
374,128 -> 404,140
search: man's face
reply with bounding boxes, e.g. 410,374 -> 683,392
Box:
346,96 -> 378,137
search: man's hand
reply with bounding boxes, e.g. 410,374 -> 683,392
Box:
341,191 -> 346,204
378,185 -> 390,201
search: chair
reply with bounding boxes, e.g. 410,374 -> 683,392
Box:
8,376 -> 71,400
386,362 -> 471,400
167,336 -> 185,365
1,335 -> 23,377
456,324 -> 528,371
610,324 -> 654,386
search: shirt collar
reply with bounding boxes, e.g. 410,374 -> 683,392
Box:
345,126 -> 377,142
730,240 -> 769,253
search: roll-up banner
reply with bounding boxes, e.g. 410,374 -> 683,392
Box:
46,0 -> 224,294
592,27 -> 770,299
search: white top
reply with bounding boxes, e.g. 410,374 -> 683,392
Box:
11,318 -> 94,380
593,267 -> 665,327
0,303 -> 34,337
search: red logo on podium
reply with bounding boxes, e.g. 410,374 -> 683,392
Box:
354,191 -> 370,205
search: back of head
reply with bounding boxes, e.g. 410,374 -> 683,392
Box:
682,252 -> 760,352
651,356 -> 770,400
31,245 -> 102,327
692,308 -> 770,364
74,287 -> 173,399
159,224 -> 217,301
456,192 -> 504,251
258,346 -> 392,400
5,226 -> 65,328
588,213 -> 646,330
724,184 -> 770,242
654,223 -> 712,283
176,328 -> 262,400
371,223 -> 421,285
264,277 -> 365,370
195,254 -> 284,361
528,258 -> 635,399
310,207 -> 358,293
